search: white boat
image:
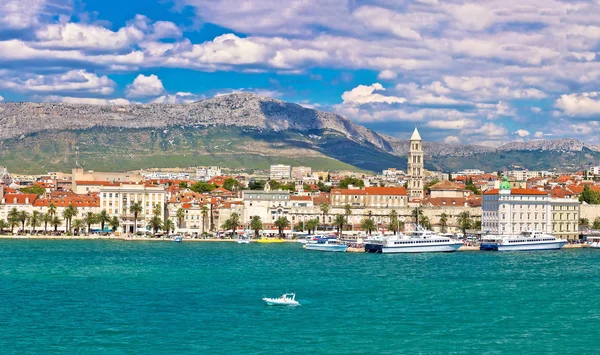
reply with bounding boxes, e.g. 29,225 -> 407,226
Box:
172,235 -> 183,242
480,230 -> 566,251
586,236 -> 600,248
304,238 -> 348,252
236,233 -> 251,244
365,228 -> 463,253
262,293 -> 300,306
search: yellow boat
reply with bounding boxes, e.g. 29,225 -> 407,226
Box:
256,238 -> 285,243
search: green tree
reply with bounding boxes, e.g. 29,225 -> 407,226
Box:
360,217 -> 376,235
178,181 -> 188,189
306,218 -> 320,234
62,203 -> 78,233
411,208 -> 424,226
48,203 -> 57,218
420,215 -> 432,230
0,220 -> 8,234
41,212 -> 52,234
7,207 -> 19,233
152,204 -> 162,217
17,210 -> 29,233
457,211 -> 472,237
129,201 -> 143,234
473,220 -> 482,230
334,214 -> 346,236
201,205 -> 209,234
72,219 -> 85,235
82,212 -> 97,235
250,216 -> 263,238
148,215 -> 163,236
388,209 -> 399,234
579,218 -> 590,228
51,216 -> 62,232
439,212 -> 449,233
221,212 -> 241,234
344,204 -> 352,230
339,177 -> 364,189
296,221 -> 305,232
164,218 -> 175,234
190,181 -> 216,193
20,184 -> 45,196
274,217 -> 290,238
176,208 -> 186,229
317,181 -> 331,193
465,178 -> 481,195
424,179 -> 440,190
109,216 -> 120,233
222,178 -> 242,191
97,210 -> 111,234
320,203 -> 330,224
28,211 -> 42,234
579,185 -> 600,204
248,180 -> 266,190
593,217 -> 600,230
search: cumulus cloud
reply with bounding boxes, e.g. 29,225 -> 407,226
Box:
377,70 -> 397,80
444,136 -> 460,144
150,92 -> 202,104
534,131 -> 544,138
0,95 -> 3,102
555,92 -> 600,116
341,83 -> 406,104
0,70 -> 114,95
126,74 -> 165,97
34,22 -> 145,51
514,129 -> 531,137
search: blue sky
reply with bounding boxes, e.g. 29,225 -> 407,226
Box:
1,0 -> 600,146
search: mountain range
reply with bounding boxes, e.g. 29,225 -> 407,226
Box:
0,93 -> 598,174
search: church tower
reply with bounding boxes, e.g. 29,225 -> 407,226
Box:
407,127 -> 424,200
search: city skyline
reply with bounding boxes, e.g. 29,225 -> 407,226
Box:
1,1 -> 600,147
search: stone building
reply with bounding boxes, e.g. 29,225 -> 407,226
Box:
407,127 -> 424,200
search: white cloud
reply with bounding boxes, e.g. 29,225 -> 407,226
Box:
126,74 -> 164,97
0,70 -> 114,95
555,92 -> 600,116
534,131 -> 544,138
427,119 -> 476,130
531,107 -> 542,113
514,129 -> 531,137
35,22 -> 145,50
44,96 -> 131,105
150,92 -> 202,104
0,0 -> 65,30
0,95 -> 3,102
377,70 -> 397,80
444,136 -> 460,144
352,6 -> 422,40
341,83 -> 406,104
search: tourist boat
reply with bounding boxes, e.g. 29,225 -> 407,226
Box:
236,233 -> 251,244
172,235 -> 183,242
480,230 -> 567,251
365,228 -> 463,253
585,236 -> 600,248
304,237 -> 348,252
262,293 -> 300,306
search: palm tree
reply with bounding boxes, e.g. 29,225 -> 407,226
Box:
164,219 -> 175,234
274,217 -> 290,238
51,216 -> 62,232
82,212 -> 97,235
221,212 -> 241,237
129,201 -> 143,234
109,216 -> 120,233
201,205 -> 209,234
0,220 -> 8,234
48,203 -> 57,218
62,204 -> 78,233
153,204 -> 162,217
344,204 -> 352,230
7,207 -> 19,233
411,207 -> 424,227
439,213 -> 449,233
420,215 -> 432,230
72,219 -> 85,236
360,217 -> 376,235
17,210 -> 29,233
334,214 -> 346,236
579,218 -> 590,228
306,218 -> 320,234
28,211 -> 42,234
148,215 -> 163,236
97,210 -> 111,234
176,207 -> 186,229
388,209 -> 399,234
457,211 -> 472,237
250,216 -> 263,238
42,212 -> 52,234
473,220 -> 482,230
319,203 -> 330,224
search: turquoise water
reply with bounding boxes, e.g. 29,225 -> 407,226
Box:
0,241 -> 598,354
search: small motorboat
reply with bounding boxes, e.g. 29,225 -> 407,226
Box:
262,293 -> 300,306
172,235 -> 183,242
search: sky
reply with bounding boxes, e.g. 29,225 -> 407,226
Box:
2,0 -> 600,146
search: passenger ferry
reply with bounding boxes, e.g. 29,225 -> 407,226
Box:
304,237 -> 348,252
365,228 -> 463,253
480,230 -> 567,251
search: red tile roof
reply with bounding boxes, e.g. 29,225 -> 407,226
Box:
75,180 -> 119,186
332,187 -> 407,196
427,180 -> 466,191
291,196 -> 312,201
2,193 -> 38,205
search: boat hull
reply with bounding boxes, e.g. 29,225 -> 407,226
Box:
497,241 -> 566,251
256,239 -> 284,243
381,243 -> 463,253
304,244 -> 348,252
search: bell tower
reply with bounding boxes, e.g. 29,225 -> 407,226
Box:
407,127 -> 424,200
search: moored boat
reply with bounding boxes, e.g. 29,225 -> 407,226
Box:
256,237 -> 285,243
365,228 -> 463,253
304,237 -> 348,252
480,230 -> 566,251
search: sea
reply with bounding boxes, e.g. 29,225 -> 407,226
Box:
0,240 -> 598,354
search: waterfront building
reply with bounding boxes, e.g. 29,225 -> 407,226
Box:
551,197 -> 580,240
242,190 -> 291,226
269,164 -> 292,180
72,168 -> 142,192
99,184 -> 166,234
427,180 -> 469,199
407,127 -> 424,200
196,166 -> 222,182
